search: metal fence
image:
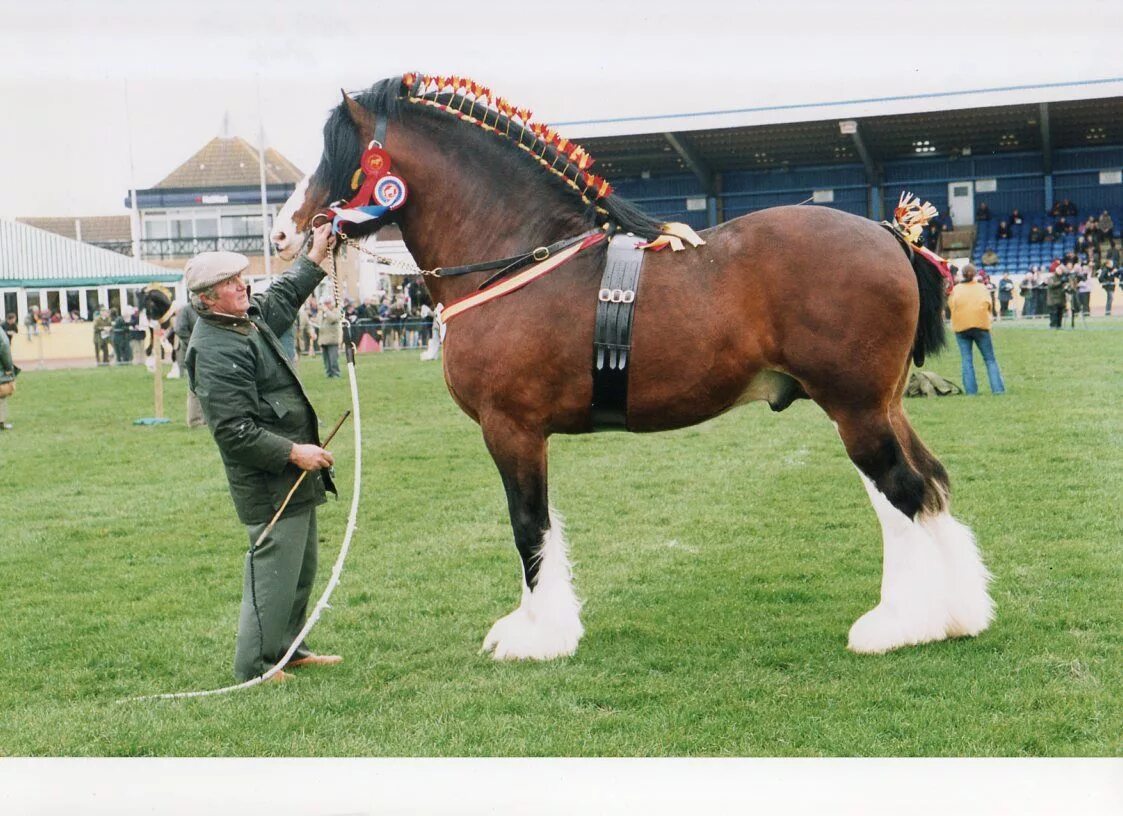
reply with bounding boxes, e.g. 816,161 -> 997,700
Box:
94,236 -> 268,259
307,318 -> 435,351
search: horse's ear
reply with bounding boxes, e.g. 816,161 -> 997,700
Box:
341,90 -> 371,128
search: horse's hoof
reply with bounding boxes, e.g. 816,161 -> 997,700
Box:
847,603 -> 947,654
481,607 -> 583,661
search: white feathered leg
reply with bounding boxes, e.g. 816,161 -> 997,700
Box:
849,473 -> 994,653
482,510 -> 584,660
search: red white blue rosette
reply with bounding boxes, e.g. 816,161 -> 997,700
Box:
374,175 -> 408,210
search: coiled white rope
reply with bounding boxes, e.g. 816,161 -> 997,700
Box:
122,250 -> 362,702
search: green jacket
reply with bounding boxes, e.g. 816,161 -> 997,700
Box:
0,327 -> 17,384
1046,275 -> 1067,307
185,256 -> 335,524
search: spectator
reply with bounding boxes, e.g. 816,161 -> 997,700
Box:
297,301 -> 315,356
4,313 -> 17,345
1010,208 -> 1024,225
1098,260 -> 1117,315
948,265 -> 1005,396
1076,266 -> 1093,316
110,308 -> 131,364
1098,211 -> 1115,248
998,273 -> 1014,318
1081,215 -> 1099,242
1043,225 -> 1057,243
1053,216 -> 1072,235
981,246 -> 999,266
1034,266 -> 1051,316
306,298 -> 320,354
343,297 -> 359,324
173,302 -> 206,428
975,201 -> 991,221
92,308 -> 112,366
128,307 -> 146,365
24,307 -> 40,340
996,221 -> 1011,240
1061,198 -> 1077,217
1028,225 -> 1043,244
0,323 -> 17,431
316,297 -> 342,378
1046,266 -> 1067,329
1019,269 -> 1037,317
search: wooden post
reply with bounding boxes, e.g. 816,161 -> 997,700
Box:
153,326 -> 165,418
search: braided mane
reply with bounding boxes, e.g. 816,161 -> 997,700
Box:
331,74 -> 665,241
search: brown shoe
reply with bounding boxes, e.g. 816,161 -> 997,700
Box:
263,669 -> 295,684
286,654 -> 343,669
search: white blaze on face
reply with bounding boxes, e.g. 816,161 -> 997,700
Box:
271,174 -> 311,260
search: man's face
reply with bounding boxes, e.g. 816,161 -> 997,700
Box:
204,275 -> 250,315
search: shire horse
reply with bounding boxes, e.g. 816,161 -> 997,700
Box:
140,284 -> 180,378
271,75 -> 994,660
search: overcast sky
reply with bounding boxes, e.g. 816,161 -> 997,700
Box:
1,0 -> 1122,218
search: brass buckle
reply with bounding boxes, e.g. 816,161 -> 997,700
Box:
532,246 -> 550,261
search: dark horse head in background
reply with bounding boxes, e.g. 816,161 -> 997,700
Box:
270,74 -> 991,664
139,284 -> 177,373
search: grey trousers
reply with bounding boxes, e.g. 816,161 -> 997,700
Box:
186,389 -> 206,428
234,507 -> 318,680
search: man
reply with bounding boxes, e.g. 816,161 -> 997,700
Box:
0,321 -> 17,431
183,223 -> 342,683
998,273 -> 1014,318
316,297 -> 343,378
947,264 -> 1005,395
92,308 -> 112,366
174,301 -> 206,428
1098,260 -> 1117,316
1046,265 -> 1067,329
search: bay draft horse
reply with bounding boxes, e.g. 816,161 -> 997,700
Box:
270,76 -> 994,660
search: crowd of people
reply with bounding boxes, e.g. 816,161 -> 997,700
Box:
294,278 -> 436,377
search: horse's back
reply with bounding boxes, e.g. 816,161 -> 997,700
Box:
627,205 -> 920,427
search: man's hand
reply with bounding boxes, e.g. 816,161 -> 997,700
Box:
306,223 -> 336,265
289,443 -> 335,471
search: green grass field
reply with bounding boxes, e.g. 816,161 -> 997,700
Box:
1,319 -> 1120,756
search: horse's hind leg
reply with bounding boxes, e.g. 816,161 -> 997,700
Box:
897,415 -> 994,639
832,406 -> 992,653
479,416 -> 583,660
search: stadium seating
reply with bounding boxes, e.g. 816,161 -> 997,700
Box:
971,207 -> 1121,274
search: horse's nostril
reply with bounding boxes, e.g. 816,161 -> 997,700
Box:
273,230 -> 287,243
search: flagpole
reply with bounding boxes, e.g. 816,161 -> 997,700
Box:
124,80 -> 142,265
257,76 -> 272,278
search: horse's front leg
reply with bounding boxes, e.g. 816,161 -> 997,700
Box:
480,416 -> 583,660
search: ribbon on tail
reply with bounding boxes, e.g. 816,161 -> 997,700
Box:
638,221 -> 707,252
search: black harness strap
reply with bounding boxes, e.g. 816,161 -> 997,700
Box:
591,235 -> 646,430
434,230 -> 599,283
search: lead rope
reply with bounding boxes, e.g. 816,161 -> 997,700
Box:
122,244 -> 363,702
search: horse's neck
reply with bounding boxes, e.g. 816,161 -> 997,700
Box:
392,124 -> 588,302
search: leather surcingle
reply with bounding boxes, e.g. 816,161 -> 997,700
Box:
591,234 -> 647,430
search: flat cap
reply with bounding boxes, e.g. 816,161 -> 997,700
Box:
184,251 -> 250,293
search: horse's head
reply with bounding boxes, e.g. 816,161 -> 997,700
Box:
271,90 -> 385,260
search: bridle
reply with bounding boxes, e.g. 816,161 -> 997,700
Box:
306,115 -> 610,287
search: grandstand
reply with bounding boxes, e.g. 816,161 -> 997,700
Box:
570,94 -> 1123,277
